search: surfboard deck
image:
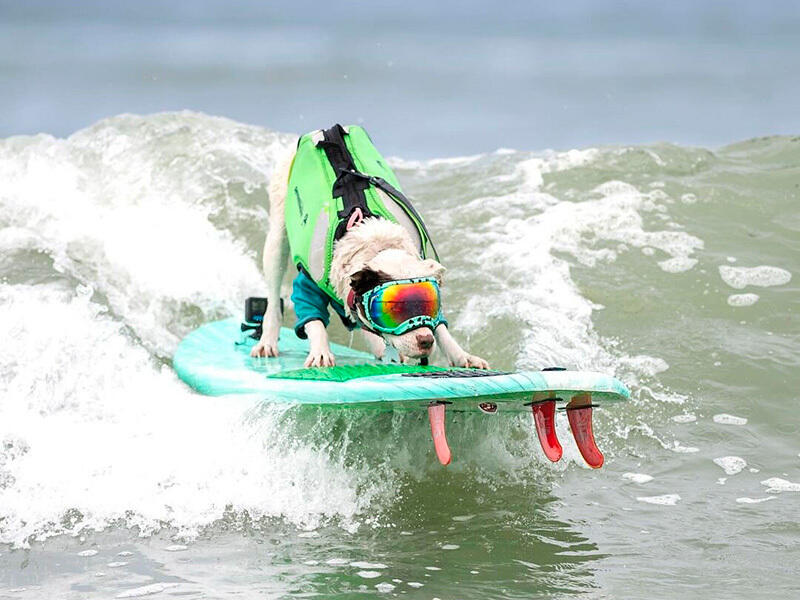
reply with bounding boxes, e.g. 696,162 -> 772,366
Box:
173,318 -> 630,413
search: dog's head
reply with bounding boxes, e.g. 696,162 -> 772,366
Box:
348,248 -> 445,359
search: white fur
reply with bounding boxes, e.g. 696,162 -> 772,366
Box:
329,217 -> 420,305
250,145 -> 487,369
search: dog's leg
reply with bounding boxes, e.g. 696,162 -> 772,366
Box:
251,151 -> 293,358
252,228 -> 289,357
434,324 -> 489,369
303,320 -> 335,367
361,329 -> 386,359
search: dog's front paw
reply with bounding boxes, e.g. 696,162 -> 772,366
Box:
452,353 -> 489,370
304,348 -> 336,368
251,338 -> 279,358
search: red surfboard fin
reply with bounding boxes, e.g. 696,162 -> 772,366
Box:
427,402 -> 452,465
529,399 -> 563,462
566,402 -> 604,469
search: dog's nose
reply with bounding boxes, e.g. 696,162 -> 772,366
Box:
417,332 -> 434,350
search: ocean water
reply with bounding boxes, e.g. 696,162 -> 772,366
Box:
2,2 -> 800,599
1,113 -> 798,599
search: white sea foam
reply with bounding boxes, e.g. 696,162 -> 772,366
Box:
350,561 -> 388,569
388,154 -> 482,171
727,293 -> 760,307
713,456 -> 747,475
713,414 -> 748,425
0,284 -> 386,547
375,582 -> 396,593
672,414 -> 697,423
513,149 -> 600,190
622,473 -> 654,484
357,571 -> 381,579
620,357 -> 670,378
636,494 -> 681,506
0,114 -> 287,357
736,497 -> 776,504
116,583 -> 179,598
760,477 -> 800,492
671,443 -> 699,454
658,256 -> 698,273
718,265 -> 792,290
441,544 -> 460,550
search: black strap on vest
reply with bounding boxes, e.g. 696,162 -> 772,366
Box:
342,169 -> 440,262
316,124 -> 440,262
316,124 -> 374,241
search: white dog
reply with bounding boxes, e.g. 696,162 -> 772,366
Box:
250,126 -> 488,370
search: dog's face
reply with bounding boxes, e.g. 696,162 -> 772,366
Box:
349,249 -> 445,359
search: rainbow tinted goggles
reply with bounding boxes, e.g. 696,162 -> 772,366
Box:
356,277 -> 445,335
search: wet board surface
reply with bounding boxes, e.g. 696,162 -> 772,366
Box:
173,318 -> 630,413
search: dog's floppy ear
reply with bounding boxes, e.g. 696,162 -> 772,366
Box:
421,258 -> 446,285
350,267 -> 388,295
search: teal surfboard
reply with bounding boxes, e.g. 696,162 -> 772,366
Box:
173,318 -> 630,412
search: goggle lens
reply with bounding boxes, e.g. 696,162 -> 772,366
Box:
367,280 -> 441,331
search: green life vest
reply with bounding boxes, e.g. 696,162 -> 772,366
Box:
284,124 -> 438,303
